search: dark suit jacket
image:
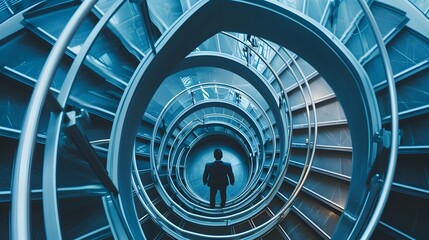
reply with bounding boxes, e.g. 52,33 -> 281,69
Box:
203,160 -> 235,188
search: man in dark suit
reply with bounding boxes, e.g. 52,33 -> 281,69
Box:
203,148 -> 235,208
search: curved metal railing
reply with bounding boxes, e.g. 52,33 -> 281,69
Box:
217,32 -> 320,216
167,122 -> 258,218
11,0 -> 399,239
140,83 -> 279,224
10,1 -> 100,239
350,1 -> 398,239
197,32 -> 321,221
256,37 -> 320,220
131,25 -> 321,237
168,115 -> 258,206
164,116 -> 256,203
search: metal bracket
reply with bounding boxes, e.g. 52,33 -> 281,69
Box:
373,128 -> 392,149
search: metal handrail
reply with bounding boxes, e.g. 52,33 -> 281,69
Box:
132,152 -> 293,240
151,84 -> 271,150
223,32 -> 320,221
113,0 -> 372,238
188,32 -> 297,212
140,31 -> 291,223
202,114 -> 260,153
151,82 -> 274,169
223,33 -> 294,177
132,33 -> 318,235
155,96 -> 270,187
90,138 -> 111,146
167,115 -> 258,185
202,113 -> 260,175
132,29 -> 318,236
232,33 -> 322,230
262,41 -> 320,222
45,1 -> 134,239
167,119 -> 250,201
153,110 -> 264,214
166,122 -> 259,217
143,84 -> 279,223
166,116 -> 257,166
10,1 -> 99,239
353,1 -> 399,239
221,32 -> 293,144
165,120 -> 210,203
241,36 -> 321,231
169,118 -> 259,208
170,110 -> 265,204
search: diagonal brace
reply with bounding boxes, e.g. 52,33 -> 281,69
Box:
65,111 -> 118,195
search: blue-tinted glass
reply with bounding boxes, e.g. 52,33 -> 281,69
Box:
104,2 -> 150,59
276,0 -> 304,12
306,0 -> 328,22
334,0 -> 361,39
147,0 -> 184,32
409,0 -> 429,13
24,3 -> 95,54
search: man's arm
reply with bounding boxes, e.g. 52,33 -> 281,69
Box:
203,164 -> 209,185
228,163 -> 235,185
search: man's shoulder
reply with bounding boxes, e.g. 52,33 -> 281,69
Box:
209,160 -> 232,167
221,161 -> 232,166
206,161 -> 216,167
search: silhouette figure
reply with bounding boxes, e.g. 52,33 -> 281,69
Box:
203,148 -> 235,208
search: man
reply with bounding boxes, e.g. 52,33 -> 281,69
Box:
203,148 -> 235,208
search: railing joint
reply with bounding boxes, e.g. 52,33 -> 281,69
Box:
373,128 -> 392,149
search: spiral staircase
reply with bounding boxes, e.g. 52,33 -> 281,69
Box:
0,0 -> 428,239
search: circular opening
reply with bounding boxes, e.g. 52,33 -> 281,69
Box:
184,135 -> 250,205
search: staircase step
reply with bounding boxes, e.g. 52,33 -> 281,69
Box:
285,165 -> 348,211
380,191 -> 429,239
92,1 -> 148,60
378,65 -> 429,120
364,27 -> 429,86
346,1 -> 408,63
23,1 -> 92,57
279,211 -> 320,239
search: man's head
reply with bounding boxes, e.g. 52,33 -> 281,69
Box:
214,148 -> 223,160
